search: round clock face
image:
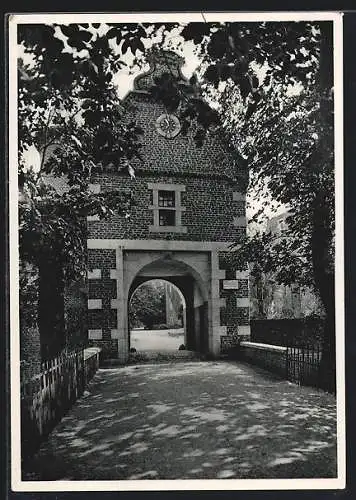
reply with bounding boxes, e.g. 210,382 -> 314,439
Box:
155,113 -> 181,139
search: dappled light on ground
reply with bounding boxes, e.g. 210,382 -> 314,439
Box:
23,361 -> 337,480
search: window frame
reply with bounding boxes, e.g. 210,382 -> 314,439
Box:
159,209 -> 176,226
148,183 -> 187,233
158,190 -> 175,208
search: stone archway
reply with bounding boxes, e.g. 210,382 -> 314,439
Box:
126,254 -> 209,358
87,239 -> 249,362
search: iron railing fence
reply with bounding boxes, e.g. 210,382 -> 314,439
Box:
238,341 -> 335,394
286,344 -> 322,388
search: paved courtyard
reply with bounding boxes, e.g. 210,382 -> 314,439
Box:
23,361 -> 337,481
130,328 -> 184,351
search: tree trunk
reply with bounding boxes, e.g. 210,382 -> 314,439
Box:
311,191 -> 335,392
38,259 -> 66,360
255,276 -> 266,318
310,21 -> 336,392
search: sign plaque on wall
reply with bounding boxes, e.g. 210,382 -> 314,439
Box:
223,280 -> 240,290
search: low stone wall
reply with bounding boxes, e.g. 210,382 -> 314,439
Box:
84,347 -> 101,382
21,347 -> 101,464
238,342 -> 333,393
239,341 -> 288,378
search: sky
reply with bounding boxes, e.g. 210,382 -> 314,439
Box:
114,43 -> 200,100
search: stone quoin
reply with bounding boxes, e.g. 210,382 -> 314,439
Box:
86,51 -> 250,361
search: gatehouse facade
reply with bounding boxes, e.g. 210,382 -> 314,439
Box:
86,51 -> 250,362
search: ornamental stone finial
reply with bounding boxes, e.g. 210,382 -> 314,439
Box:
133,50 -> 188,92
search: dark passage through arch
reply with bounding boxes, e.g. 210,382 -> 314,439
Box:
128,279 -> 186,352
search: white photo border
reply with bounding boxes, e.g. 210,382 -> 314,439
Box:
9,10 -> 345,492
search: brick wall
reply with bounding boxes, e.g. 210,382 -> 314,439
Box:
20,326 -> 41,382
87,248 -> 118,358
218,252 -> 249,352
88,83 -> 247,243
88,174 -> 246,243
123,93 -> 246,182
20,262 -> 41,379
239,342 -> 288,378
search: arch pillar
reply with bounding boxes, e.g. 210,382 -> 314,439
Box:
112,246 -> 128,363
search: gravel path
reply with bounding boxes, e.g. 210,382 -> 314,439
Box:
23,361 -> 337,481
130,328 -> 184,351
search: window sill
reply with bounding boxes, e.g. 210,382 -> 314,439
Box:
149,205 -> 186,212
149,225 -> 188,234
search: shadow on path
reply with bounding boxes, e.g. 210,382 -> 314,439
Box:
23,361 -> 337,480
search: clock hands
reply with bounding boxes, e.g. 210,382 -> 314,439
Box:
155,114 -> 181,138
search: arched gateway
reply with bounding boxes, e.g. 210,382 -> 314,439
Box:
128,254 -> 208,352
86,51 -> 250,362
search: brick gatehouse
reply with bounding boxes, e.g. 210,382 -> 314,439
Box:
86,51 -> 250,362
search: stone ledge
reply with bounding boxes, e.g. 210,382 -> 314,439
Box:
240,341 -> 287,353
235,270 -> 249,279
88,269 -> 101,279
233,215 -> 247,227
88,329 -> 103,340
223,279 -> 239,290
238,325 -> 251,337
110,329 -> 119,339
84,347 -> 102,360
233,192 -> 246,202
87,239 -> 235,251
236,297 -> 250,307
87,215 -> 100,222
88,299 -> 102,310
110,269 -> 119,279
149,205 -> 187,212
147,182 -> 186,191
149,225 -> 188,233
